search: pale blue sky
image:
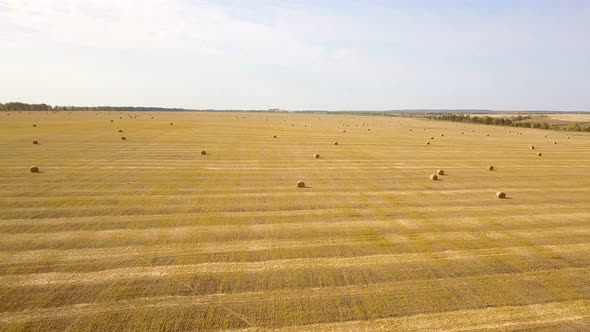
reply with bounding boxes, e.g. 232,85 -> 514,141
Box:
1,0 -> 589,110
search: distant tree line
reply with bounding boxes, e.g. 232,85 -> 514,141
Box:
0,102 -> 188,113
0,102 -> 53,112
428,113 -> 590,132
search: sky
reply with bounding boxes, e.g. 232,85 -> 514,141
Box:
1,0 -> 589,111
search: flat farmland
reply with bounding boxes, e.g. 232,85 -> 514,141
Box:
546,113 -> 590,122
0,111 -> 589,331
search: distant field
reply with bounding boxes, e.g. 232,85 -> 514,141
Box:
471,113 -> 590,121
546,113 -> 590,122
1,111 -> 589,331
470,112 -> 590,129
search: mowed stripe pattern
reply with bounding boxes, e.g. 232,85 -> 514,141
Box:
0,111 -> 589,331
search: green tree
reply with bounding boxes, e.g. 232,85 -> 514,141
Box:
567,123 -> 582,131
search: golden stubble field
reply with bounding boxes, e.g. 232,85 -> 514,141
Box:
0,111 -> 589,331
546,114 -> 590,122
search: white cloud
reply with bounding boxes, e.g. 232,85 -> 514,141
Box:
0,1 -> 311,65
0,1 -> 589,109
0,0 -> 415,79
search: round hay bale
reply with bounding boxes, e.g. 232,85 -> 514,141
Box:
409,129 -> 412,131
170,123 -> 173,125
32,140 -> 38,145
426,141 -> 430,145
273,135 -> 277,138
486,134 -> 490,137
118,129 -> 123,133
437,169 -> 444,175
496,191 -> 506,199
440,134 -> 444,136
461,132 -> 464,134
314,154 -> 320,159
296,181 -> 305,188
553,141 -> 557,144
110,120 -> 114,122
33,124 -> 37,127
430,137 -> 434,139
121,136 -> 127,140
489,165 -> 494,171
529,145 -> 535,150
201,150 -> 207,155
537,152 -> 542,156
333,142 -> 338,145
342,130 -> 346,133
430,174 -> 438,181
30,166 -> 39,173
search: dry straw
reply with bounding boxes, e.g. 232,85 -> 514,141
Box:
201,150 -> 207,155
430,174 -> 438,181
121,136 -> 127,140
314,154 -> 320,159
489,165 -> 494,171
496,191 -> 506,199
437,169 -> 445,175
30,166 -> 39,173
32,140 -> 38,145
297,181 -> 305,188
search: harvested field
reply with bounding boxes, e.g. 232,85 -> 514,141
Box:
471,113 -> 590,129
546,113 -> 590,122
0,111 -> 589,331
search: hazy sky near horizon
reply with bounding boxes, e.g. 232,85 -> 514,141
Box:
1,0 -> 589,111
